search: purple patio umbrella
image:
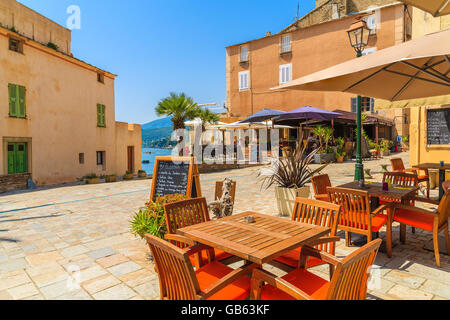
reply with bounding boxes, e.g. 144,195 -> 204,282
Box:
237,108 -> 286,124
276,106 -> 342,122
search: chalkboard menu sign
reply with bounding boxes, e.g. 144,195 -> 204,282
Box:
150,157 -> 201,202
427,108 -> 450,146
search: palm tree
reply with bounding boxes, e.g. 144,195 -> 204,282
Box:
155,92 -> 199,130
196,107 -> 220,131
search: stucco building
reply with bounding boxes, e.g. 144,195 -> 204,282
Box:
225,0 -> 412,138
0,0 -> 142,188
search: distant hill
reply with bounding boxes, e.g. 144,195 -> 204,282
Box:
142,117 -> 172,130
141,117 -> 174,148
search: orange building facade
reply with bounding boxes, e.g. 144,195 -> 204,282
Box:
225,0 -> 412,137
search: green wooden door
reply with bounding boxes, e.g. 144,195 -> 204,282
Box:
7,143 -> 27,174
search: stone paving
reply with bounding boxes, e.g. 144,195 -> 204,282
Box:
0,152 -> 449,300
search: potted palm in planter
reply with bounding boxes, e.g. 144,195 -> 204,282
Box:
105,174 -> 117,183
312,125 -> 335,164
335,137 -> 346,163
258,141 -> 328,217
380,139 -> 393,157
138,170 -> 147,178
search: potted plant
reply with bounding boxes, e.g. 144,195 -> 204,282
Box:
123,171 -> 134,180
380,139 -> 393,157
130,194 -> 189,239
105,174 -> 117,183
335,137 -> 347,163
258,141 -> 328,217
401,136 -> 409,152
312,126 -> 335,164
85,174 -> 100,184
138,170 -> 147,178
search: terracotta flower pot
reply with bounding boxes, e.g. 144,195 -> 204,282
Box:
105,175 -> 116,183
275,186 -> 310,217
86,178 -> 100,184
138,171 -> 147,178
123,173 -> 134,180
337,156 -> 344,163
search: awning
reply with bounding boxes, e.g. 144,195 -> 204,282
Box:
273,29 -> 450,102
375,94 -> 450,109
399,0 -> 450,17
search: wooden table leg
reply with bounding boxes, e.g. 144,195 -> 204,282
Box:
439,168 -> 446,201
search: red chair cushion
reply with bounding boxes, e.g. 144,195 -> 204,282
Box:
274,247 -> 326,269
418,175 -> 429,181
260,268 -> 330,300
394,209 -> 434,232
340,214 -> 387,232
196,261 -> 250,300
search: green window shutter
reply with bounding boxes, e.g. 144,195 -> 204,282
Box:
18,86 -> 26,118
97,104 -> 102,126
8,84 -> 17,117
7,144 -> 15,174
101,105 -> 106,127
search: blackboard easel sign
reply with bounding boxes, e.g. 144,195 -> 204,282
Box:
150,156 -> 202,202
427,107 -> 450,146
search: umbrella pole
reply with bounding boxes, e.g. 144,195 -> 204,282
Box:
355,95 -> 364,181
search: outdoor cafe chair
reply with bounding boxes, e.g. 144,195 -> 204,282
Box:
164,197 -> 234,268
391,158 -> 430,198
311,174 -> 332,202
327,187 -> 393,257
145,234 -> 254,300
380,172 -> 419,205
250,239 -> 382,300
392,190 -> 450,267
271,198 -> 341,278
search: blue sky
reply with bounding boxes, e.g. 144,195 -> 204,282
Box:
19,0 -> 316,124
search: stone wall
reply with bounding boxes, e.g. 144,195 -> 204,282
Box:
0,173 -> 31,193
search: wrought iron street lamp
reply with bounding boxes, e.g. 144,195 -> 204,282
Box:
347,20 -> 371,181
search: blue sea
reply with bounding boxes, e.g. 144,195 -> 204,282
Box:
141,148 -> 173,175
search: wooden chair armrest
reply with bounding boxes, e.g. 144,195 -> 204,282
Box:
164,234 -> 195,247
183,243 -> 215,256
413,197 -> 439,206
405,168 -> 418,174
372,203 -> 394,215
299,246 -> 340,267
314,194 -> 329,201
393,204 -> 439,216
199,263 -> 257,300
305,236 -> 341,247
250,268 -> 312,300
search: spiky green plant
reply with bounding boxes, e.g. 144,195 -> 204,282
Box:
155,92 -> 199,130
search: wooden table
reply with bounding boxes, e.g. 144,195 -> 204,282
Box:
338,181 -> 418,205
413,163 -> 450,201
177,212 -> 330,265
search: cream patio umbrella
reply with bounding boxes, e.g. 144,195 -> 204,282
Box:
399,0 -> 450,17
273,28 -> 450,102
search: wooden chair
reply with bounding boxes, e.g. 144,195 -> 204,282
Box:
270,198 -> 341,277
164,197 -> 233,268
214,180 -> 236,203
380,172 -> 419,205
327,187 -> 393,258
391,158 -> 430,198
311,174 -> 332,202
145,234 -> 254,300
392,190 -> 450,267
250,239 -> 382,300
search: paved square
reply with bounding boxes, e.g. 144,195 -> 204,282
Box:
0,152 -> 448,300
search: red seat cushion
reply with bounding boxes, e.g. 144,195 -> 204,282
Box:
274,247 -> 326,269
195,261 -> 250,300
394,209 -> 434,231
340,214 -> 387,232
418,175 -> 429,181
260,268 -> 330,300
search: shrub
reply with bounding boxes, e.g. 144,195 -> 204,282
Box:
85,173 -> 98,179
130,194 -> 189,239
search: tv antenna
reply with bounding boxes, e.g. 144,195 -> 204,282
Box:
294,1 -> 300,21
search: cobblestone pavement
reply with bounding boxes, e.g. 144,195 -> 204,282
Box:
0,152 -> 448,300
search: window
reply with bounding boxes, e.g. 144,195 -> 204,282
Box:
79,153 -> 85,164
8,84 -> 26,118
240,46 -> 248,62
351,97 -> 375,113
239,71 -> 250,91
97,72 -> 104,83
281,35 -> 291,53
279,64 -> 292,84
363,14 -> 378,34
97,104 -> 106,127
9,37 -> 23,53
